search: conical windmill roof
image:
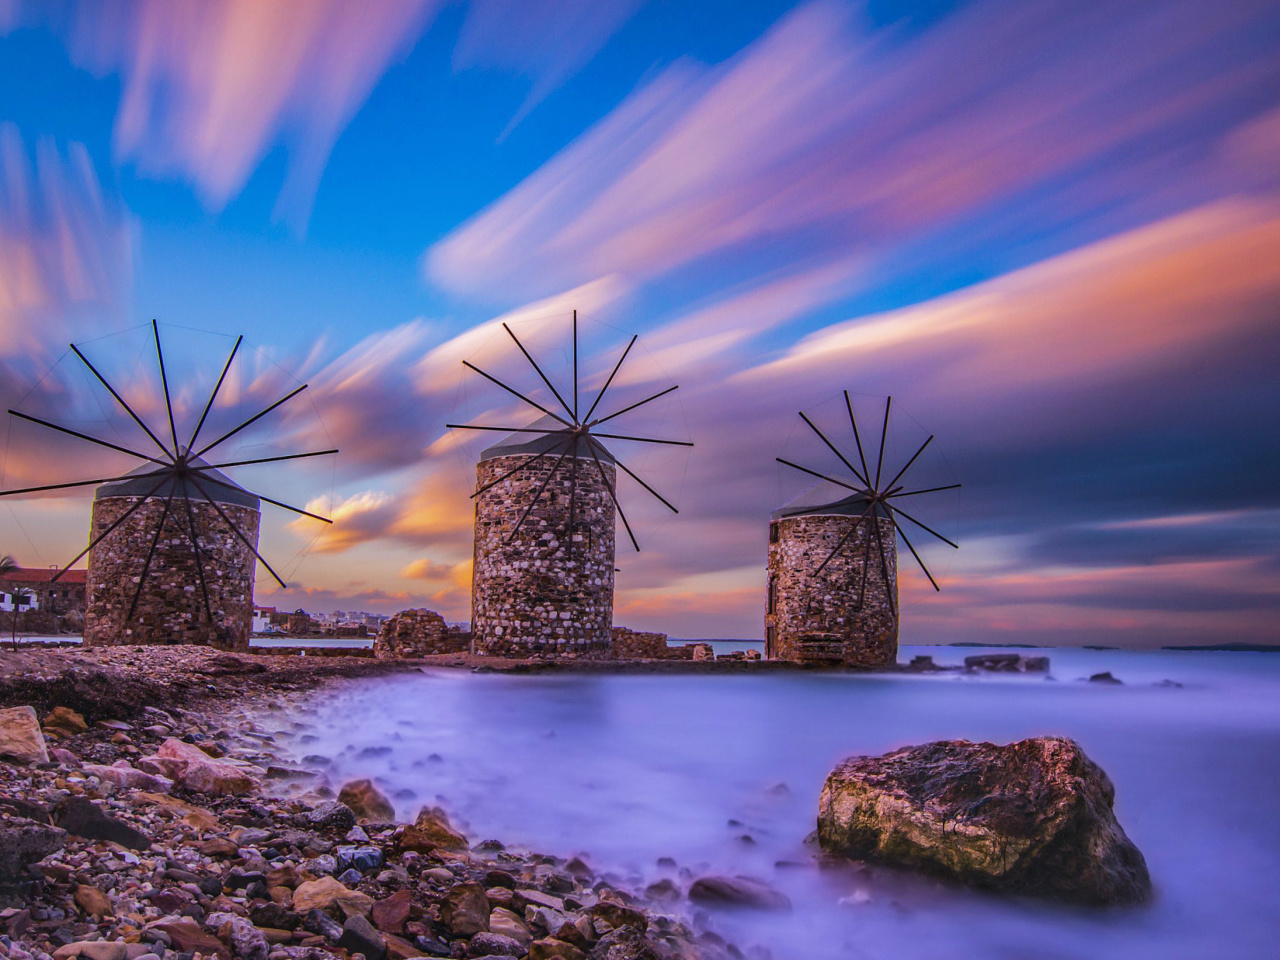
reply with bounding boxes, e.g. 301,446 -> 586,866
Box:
479,414 -> 616,464
95,454 -> 260,509
771,484 -> 890,522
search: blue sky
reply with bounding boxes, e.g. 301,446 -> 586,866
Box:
2,0 -> 1279,645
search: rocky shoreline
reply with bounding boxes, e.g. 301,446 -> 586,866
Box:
0,647 -> 767,960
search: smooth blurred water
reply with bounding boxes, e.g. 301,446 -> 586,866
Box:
273,646 -> 1280,960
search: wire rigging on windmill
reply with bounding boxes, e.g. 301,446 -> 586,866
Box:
448,310 -> 693,659
0,321 -> 338,651
767,392 -> 959,667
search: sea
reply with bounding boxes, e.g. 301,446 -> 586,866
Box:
264,643 -> 1280,960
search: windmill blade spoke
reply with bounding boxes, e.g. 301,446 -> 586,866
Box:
874,396 -> 891,489
8,410 -> 170,466
891,503 -> 959,549
446,424 -> 573,435
0,467 -> 171,498
845,391 -> 871,483
775,457 -> 863,494
201,449 -> 339,471
471,440 -> 568,499
192,383 -> 308,459
587,440 -> 639,552
127,491 -> 176,621
589,384 -> 678,427
508,441 -> 574,543
153,320 -> 181,454
894,518 -> 939,592
590,431 -> 693,447
192,469 -> 332,523
186,474 -> 289,589
572,309 -> 579,422
461,361 -> 571,427
188,334 -> 242,453
54,472 -> 172,581
814,501 -> 875,577
503,323 -> 575,422
888,483 -> 962,499
587,436 -> 678,514
178,485 -> 216,625
800,411 -> 868,487
883,435 -> 933,494
70,344 -> 172,459
582,334 -> 636,424
871,516 -> 897,616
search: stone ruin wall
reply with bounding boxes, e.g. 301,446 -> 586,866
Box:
374,608 -> 472,658
610,626 -> 670,659
471,454 -> 616,657
766,513 -> 898,667
83,496 -> 258,651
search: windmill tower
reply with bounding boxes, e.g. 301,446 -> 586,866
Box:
449,312 -> 690,658
1,321 -> 337,650
767,394 -> 958,666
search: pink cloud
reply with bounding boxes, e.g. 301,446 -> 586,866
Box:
66,0 -> 441,230
428,0 -> 1280,305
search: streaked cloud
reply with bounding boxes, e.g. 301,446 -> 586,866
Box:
454,0 -> 644,131
428,0 -> 1280,312
291,490 -> 396,554
64,0 -> 442,229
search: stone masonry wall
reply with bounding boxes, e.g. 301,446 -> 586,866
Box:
374,608 -> 471,658
765,513 -> 898,667
83,496 -> 258,651
471,453 -> 616,657
610,626 -> 669,659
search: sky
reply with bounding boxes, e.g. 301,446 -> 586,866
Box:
1,0 -> 1278,647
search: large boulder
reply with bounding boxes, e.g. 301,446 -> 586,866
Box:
0,706 -> 49,765
399,806 -> 467,852
817,737 -> 1151,905
0,817 -> 66,901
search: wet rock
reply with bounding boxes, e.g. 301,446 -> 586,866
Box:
83,762 -> 174,794
51,942 -> 127,960
207,911 -> 269,960
588,926 -> 661,960
292,876 -> 374,918
305,801 -> 357,833
149,919 -> 230,959
488,907 -> 531,944
73,884 -> 113,918
468,932 -> 525,958
817,736 -> 1152,905
399,806 -> 468,853
335,845 -> 384,874
529,938 -> 586,960
337,914 -> 387,960
249,902 -> 299,932
0,706 -> 49,765
1089,672 -> 1123,685
687,876 -> 791,911
43,706 -> 89,737
370,889 -> 411,934
337,779 -> 396,823
302,908 -> 344,942
964,653 -> 1049,673
441,882 -> 490,936
587,900 -> 648,931
55,797 -> 150,851
642,879 -> 679,902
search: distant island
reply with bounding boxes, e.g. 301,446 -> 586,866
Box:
1163,643 -> 1280,653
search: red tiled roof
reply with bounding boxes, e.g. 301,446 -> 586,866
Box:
0,567 -> 87,585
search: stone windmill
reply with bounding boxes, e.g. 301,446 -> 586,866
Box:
448,312 -> 691,658
767,394 -> 958,666
0,321 -> 336,650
